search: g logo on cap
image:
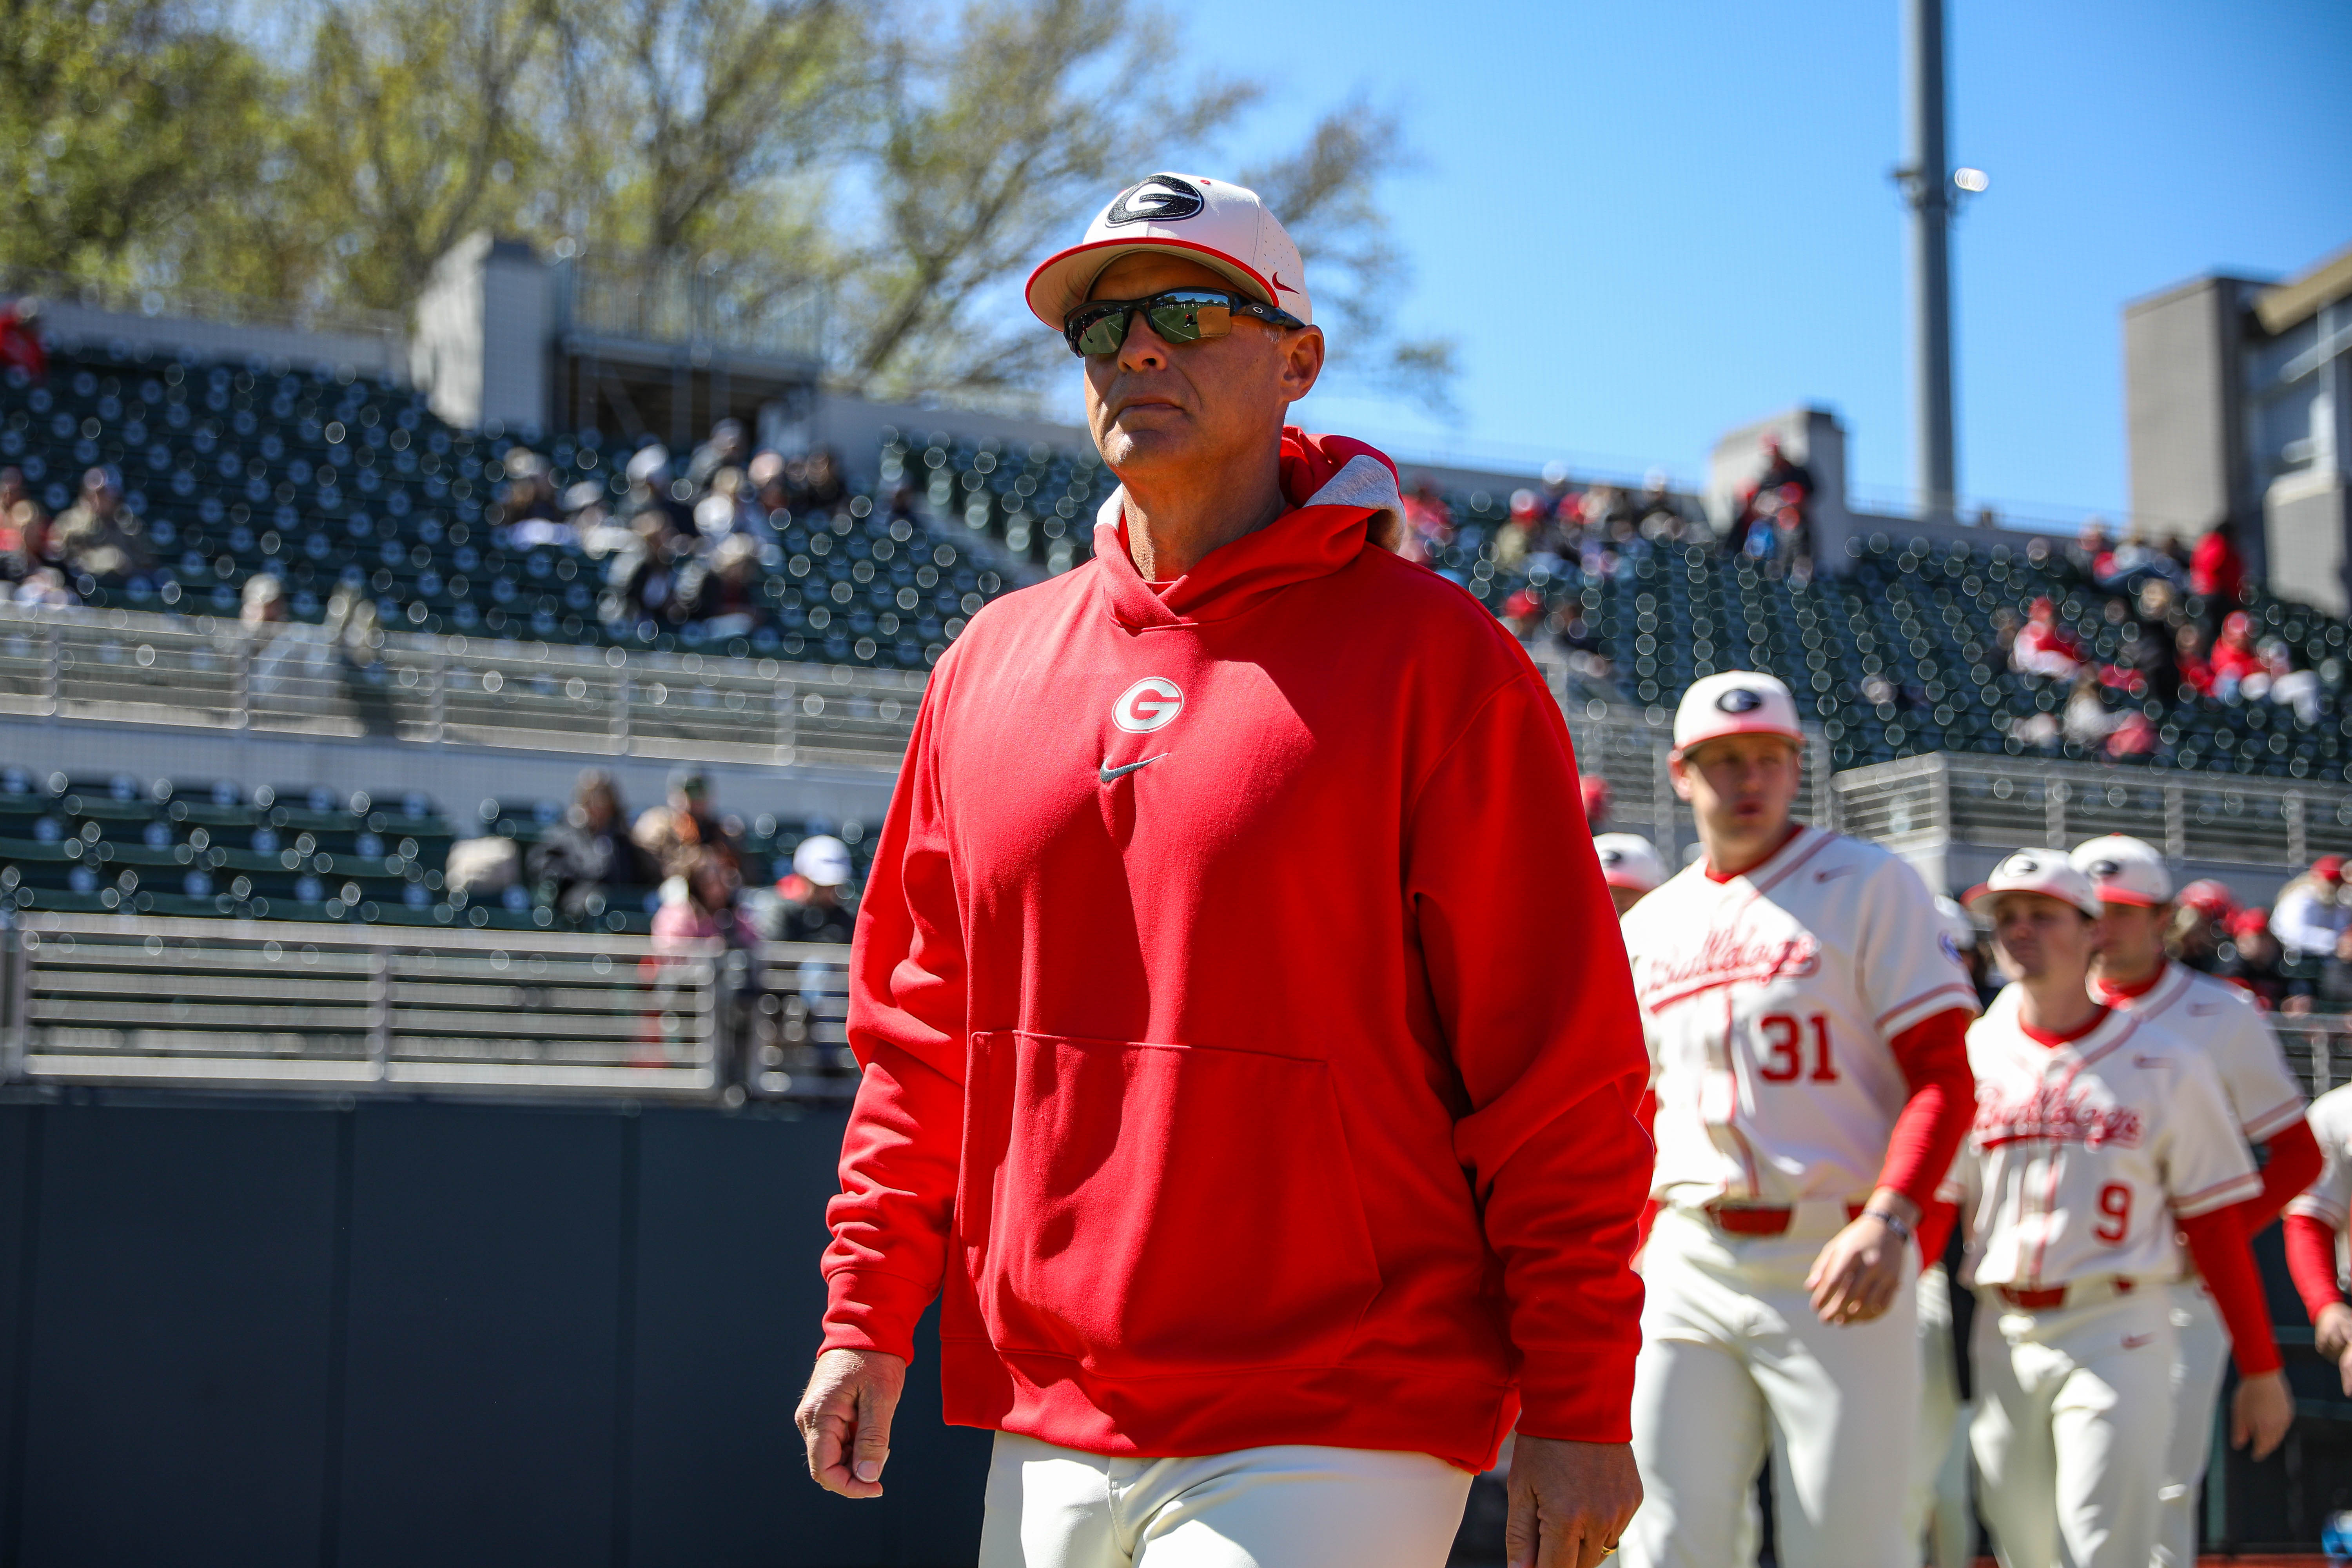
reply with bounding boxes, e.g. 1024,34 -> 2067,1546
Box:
1105,174 -> 1205,227
2089,859 -> 2121,879
2002,852 -> 2043,876
1599,847 -> 1624,867
1716,688 -> 1765,714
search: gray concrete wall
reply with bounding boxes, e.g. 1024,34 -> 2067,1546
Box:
410,233 -> 553,434
30,299 -> 404,381
2123,276 -> 2254,547
2268,468 -> 2352,615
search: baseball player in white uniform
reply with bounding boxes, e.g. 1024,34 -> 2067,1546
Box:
2067,834 -> 2318,1568
1945,851 -> 2294,1568
2289,1085 -> 2352,1396
1619,671 -> 1981,1568
1594,833 -> 1668,918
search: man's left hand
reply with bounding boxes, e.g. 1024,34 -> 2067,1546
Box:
1806,1190 -> 1917,1326
1505,1437 -> 1641,1568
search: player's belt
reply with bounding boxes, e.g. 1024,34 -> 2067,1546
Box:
1994,1278 -> 2137,1310
1701,1202 -> 1866,1236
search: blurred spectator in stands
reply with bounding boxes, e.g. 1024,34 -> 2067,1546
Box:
750,451 -> 794,522
2273,857 -> 2350,960
633,766 -> 742,878
52,468 -> 149,587
494,451 -> 562,539
2219,907 -> 2292,1010
2244,639 -> 2323,725
2060,671 -> 2119,751
2010,597 -> 2084,681
686,419 -> 748,492
2173,622 -> 2214,697
2209,611 -> 2263,697
2104,708 -> 2159,760
676,534 -> 766,637
1581,775 -> 1612,833
1500,586 -> 1544,641
12,566 -> 72,607
796,447 -> 849,514
2191,517 -> 2246,608
1494,490 -> 1540,572
0,485 -> 34,581
240,573 -> 287,628
2072,519 -> 2115,584
2305,925 -> 2352,1014
0,298 -> 45,382
0,468 -> 24,521
2172,880 -> 2236,973
652,843 -> 761,951
756,834 -> 860,945
621,444 -> 693,539
1938,895 -> 2002,1005
1727,434 -> 1811,561
2102,527 -> 2183,592
2111,595 -> 2180,699
320,584 -> 381,669
1400,477 -> 1452,564
530,768 -> 660,924
1635,470 -> 1697,545
2137,577 -> 2181,626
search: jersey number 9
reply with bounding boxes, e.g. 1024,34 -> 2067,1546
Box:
2093,1182 -> 2132,1245
1757,1013 -> 1836,1083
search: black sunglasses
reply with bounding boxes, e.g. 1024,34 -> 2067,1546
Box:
1062,289 -> 1306,358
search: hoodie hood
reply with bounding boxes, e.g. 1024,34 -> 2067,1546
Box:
1092,427 -> 1403,632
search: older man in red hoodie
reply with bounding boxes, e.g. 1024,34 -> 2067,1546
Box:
795,173 -> 1651,1568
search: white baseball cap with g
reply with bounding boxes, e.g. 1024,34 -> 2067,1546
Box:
1965,848 -> 2103,919
793,835 -> 855,889
2068,834 -> 2173,909
1671,670 -> 1804,755
1593,833 -> 1669,895
1025,172 -> 1314,330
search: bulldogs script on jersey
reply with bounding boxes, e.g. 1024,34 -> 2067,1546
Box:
1621,826 -> 1979,1206
1946,998 -> 2258,1289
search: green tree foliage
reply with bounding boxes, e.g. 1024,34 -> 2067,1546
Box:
2,0 -> 1451,412
0,0 -> 274,284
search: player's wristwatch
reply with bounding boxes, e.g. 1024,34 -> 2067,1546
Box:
1862,1207 -> 1913,1244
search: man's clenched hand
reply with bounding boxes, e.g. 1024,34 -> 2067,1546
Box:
797,1348 -> 907,1498
1506,1437 -> 1642,1568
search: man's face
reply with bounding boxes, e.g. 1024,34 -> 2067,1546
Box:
1080,253 -> 1323,481
1608,884 -> 1647,918
2094,900 -> 2169,971
1670,734 -> 1801,838
1991,893 -> 2100,985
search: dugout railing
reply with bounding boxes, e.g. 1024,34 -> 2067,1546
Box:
0,911 -> 860,1102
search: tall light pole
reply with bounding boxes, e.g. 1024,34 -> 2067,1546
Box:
1898,0 -> 1956,524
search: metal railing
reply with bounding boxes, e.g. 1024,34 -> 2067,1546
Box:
0,602 -> 924,771
1833,751 -> 2352,869
0,913 -> 860,1102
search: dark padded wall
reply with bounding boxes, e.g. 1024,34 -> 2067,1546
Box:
0,1095 -> 986,1568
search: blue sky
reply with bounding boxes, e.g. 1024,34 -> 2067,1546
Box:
1045,0 -> 2352,519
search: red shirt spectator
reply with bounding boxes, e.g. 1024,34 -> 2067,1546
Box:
2173,624 -> 2214,695
0,301 -> 45,383
2010,597 -> 2084,680
2210,611 -> 2262,689
2190,522 -> 2245,605
1581,775 -> 1612,832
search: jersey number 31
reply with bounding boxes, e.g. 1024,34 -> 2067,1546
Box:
1757,1013 -> 1837,1083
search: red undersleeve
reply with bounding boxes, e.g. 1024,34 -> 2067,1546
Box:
2285,1212 -> 2345,1325
2245,1119 -> 2324,1237
2180,1205 -> 2284,1377
1916,1198 -> 1958,1276
1877,1008 -> 1977,1210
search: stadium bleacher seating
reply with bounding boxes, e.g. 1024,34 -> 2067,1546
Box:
0,344 -> 1016,671
0,766 -> 871,933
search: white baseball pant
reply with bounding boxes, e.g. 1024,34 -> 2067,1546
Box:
1907,1263 -> 1977,1568
975,1431 -> 1474,1568
1970,1284 -> 2176,1568
1625,1205 -> 1920,1568
2153,1280 -> 2227,1568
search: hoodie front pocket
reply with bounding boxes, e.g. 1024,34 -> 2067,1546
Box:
958,1029 -> 1382,1376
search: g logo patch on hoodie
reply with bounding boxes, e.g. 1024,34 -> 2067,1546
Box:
1112,677 -> 1184,733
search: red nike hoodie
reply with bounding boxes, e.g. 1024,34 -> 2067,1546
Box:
820,429 -> 1651,1472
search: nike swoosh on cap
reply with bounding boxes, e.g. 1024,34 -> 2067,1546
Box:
1100,754 -> 1169,784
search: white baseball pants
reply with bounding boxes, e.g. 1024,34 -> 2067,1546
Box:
1970,1285 -> 2176,1568
2153,1280 -> 2227,1568
975,1431 -> 1474,1568
1624,1206 -> 1920,1568
1906,1262 -> 1977,1568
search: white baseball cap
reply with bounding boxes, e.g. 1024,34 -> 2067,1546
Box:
1671,670 -> 1804,755
1934,894 -> 1978,950
792,835 -> 855,889
1025,173 -> 1313,330
1965,848 -> 2103,919
2068,834 -> 2173,908
1593,833 -> 1668,894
